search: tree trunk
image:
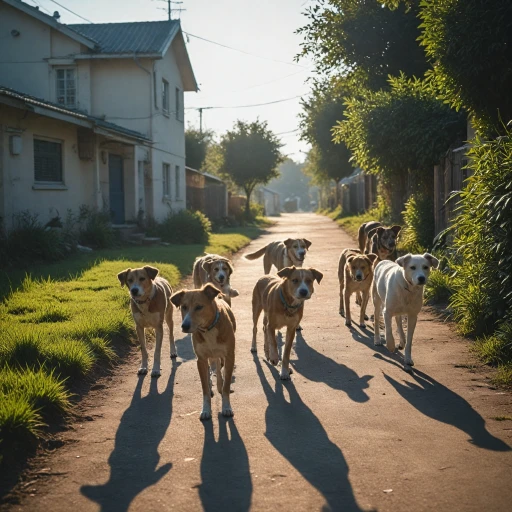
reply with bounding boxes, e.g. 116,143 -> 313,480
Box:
244,187 -> 254,220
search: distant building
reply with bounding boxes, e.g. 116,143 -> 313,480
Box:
186,167 -> 228,221
255,187 -> 281,216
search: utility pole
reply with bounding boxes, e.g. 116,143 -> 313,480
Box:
156,0 -> 185,20
199,107 -> 203,134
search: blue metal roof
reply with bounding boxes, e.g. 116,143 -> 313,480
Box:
69,21 -> 180,55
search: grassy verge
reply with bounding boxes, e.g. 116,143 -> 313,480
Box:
0,225 -> 265,469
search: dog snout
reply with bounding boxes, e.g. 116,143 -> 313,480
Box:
130,287 -> 139,296
218,274 -> 226,283
181,320 -> 191,332
298,250 -> 306,259
299,288 -> 308,297
417,275 -> 426,285
355,271 -> 363,281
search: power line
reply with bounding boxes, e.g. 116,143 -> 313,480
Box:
183,31 -> 306,68
186,93 -> 305,111
45,0 -> 93,23
275,128 -> 300,136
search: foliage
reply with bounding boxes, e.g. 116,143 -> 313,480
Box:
400,193 -> 435,252
299,81 -> 353,185
449,132 -> 512,336
424,269 -> 454,304
297,0 -> 428,90
148,209 -> 212,245
185,128 -> 214,170
419,0 -> 512,135
267,159 -> 311,209
219,120 -> 283,218
78,206 -> 117,249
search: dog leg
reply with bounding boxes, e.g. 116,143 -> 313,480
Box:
222,353 -> 235,417
280,327 -> 295,380
251,300 -> 262,353
339,281 -> 345,316
384,310 -> 396,353
396,315 -> 406,350
359,289 -> 370,328
197,359 -> 212,420
344,286 -> 352,327
267,324 -> 279,366
404,314 -> 418,370
215,357 -> 224,395
137,325 -> 148,374
263,314 -> 270,360
355,291 -> 362,306
166,308 -> 177,358
151,325 -> 163,377
373,291 -> 383,346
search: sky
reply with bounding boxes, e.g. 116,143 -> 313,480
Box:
28,0 -> 317,162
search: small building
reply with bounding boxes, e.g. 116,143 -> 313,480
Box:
338,168 -> 377,215
255,187 -> 281,216
185,167 -> 227,220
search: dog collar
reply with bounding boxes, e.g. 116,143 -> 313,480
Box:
131,286 -> 156,308
206,309 -> 221,331
279,288 -> 302,313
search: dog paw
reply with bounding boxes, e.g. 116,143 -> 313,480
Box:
339,310 -> 345,317
268,357 -> 279,366
374,339 -> 384,346
250,346 -> 257,353
200,410 -> 212,421
345,320 -> 352,327
398,343 -> 405,350
403,364 -> 414,373
359,323 -> 366,329
222,406 -> 234,417
137,367 -> 148,375
296,325 -> 303,332
279,369 -> 291,380
364,314 -> 369,320
170,351 -> 177,359
405,358 -> 414,366
386,342 -> 396,353
151,369 -> 161,378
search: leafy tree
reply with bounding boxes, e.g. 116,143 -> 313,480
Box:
333,75 -> 466,217
185,128 -> 214,170
419,0 -> 512,135
297,0 -> 428,91
219,120 -> 283,219
299,80 -> 353,185
267,159 -> 312,210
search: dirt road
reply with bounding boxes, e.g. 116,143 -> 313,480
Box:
8,213 -> 512,512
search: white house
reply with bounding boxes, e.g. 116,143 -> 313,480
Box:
0,0 -> 197,230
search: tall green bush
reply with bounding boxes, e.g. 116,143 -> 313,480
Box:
149,209 -> 212,245
400,193 -> 435,252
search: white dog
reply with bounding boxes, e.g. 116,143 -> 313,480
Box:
373,253 -> 439,371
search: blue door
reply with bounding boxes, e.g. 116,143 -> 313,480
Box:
109,154 -> 125,224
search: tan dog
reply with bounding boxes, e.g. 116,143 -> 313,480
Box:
251,266 -> 323,380
338,249 -> 378,328
245,238 -> 312,274
358,221 -> 401,261
117,266 -> 176,377
171,284 -> 236,420
192,253 -> 239,305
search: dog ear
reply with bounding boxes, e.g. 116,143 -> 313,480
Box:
144,266 -> 159,280
201,259 -> 213,274
367,228 -> 379,240
346,255 -> 356,263
423,253 -> 440,269
303,238 -> 312,249
376,227 -> 385,236
391,225 -> 402,236
225,260 -> 235,275
310,268 -> 324,284
117,268 -> 131,287
367,253 -> 379,263
170,290 -> 186,307
283,238 -> 294,248
277,266 -> 295,279
202,283 -> 221,301
396,254 -> 412,267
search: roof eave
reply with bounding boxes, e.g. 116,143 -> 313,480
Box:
171,29 -> 198,92
75,52 -> 162,60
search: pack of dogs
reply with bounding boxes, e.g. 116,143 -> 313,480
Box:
118,221 -> 438,421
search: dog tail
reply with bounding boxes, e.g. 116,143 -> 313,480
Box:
358,223 -> 367,253
244,245 -> 268,260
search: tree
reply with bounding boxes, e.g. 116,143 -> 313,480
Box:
185,128 -> 213,170
219,120 -> 283,219
419,0 -> 512,135
267,159 -> 311,210
333,75 -> 466,218
299,80 -> 353,185
297,0 -> 428,91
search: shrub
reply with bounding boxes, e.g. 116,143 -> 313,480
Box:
400,193 -> 435,253
152,209 -> 212,244
424,269 -> 454,304
78,206 -> 117,249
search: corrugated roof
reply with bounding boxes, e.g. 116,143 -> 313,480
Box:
69,21 -> 180,55
0,87 -> 151,143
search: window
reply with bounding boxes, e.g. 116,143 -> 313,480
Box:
162,79 -> 169,114
34,138 -> 63,183
175,165 -> 181,199
56,68 -> 76,108
163,163 -> 171,198
153,71 -> 158,109
175,87 -> 181,121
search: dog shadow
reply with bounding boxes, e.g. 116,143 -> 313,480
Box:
198,415 -> 252,511
81,361 -> 179,511
382,366 -> 511,452
293,332 -> 373,403
254,355 -> 366,512
174,333 -> 197,362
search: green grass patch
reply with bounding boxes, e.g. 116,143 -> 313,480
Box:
424,270 -> 454,304
0,225 -> 263,464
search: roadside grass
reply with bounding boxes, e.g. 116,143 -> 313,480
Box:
0,225 -> 265,467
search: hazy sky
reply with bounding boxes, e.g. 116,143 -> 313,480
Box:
29,0 -> 317,162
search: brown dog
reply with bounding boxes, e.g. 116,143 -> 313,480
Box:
244,238 -> 312,274
171,284 -> 236,420
251,266 -> 323,380
358,221 -> 401,261
338,249 -> 378,328
192,253 -> 239,305
117,266 -> 176,377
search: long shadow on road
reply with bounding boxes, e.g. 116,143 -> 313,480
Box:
81,361 -> 179,511
198,416 -> 252,512
254,354 -> 366,512
293,331 -> 373,403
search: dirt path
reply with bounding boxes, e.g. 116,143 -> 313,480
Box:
6,213 -> 512,512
